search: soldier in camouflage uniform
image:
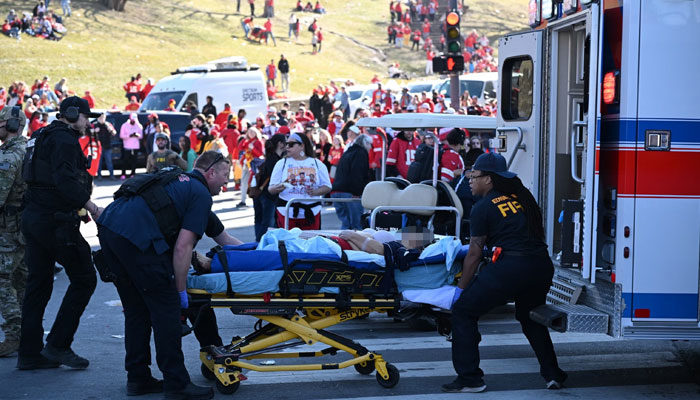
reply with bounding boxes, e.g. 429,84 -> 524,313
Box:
0,106 -> 28,357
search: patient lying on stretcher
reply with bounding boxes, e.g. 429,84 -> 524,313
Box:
190,226 -> 436,274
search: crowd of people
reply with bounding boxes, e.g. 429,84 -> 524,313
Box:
385,1 -> 498,76
2,2 -> 70,41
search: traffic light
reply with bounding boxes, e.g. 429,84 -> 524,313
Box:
445,11 -> 461,54
432,55 -> 464,73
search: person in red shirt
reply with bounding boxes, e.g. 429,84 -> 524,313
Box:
28,111 -> 47,135
263,18 -> 277,45
237,127 -> 264,207
370,75 -> 381,84
265,59 -> 277,86
327,110 -> 344,136
219,114 -> 241,160
82,91 -> 96,109
215,103 -> 233,129
386,130 -> 420,179
316,28 -> 323,53
123,77 -> 141,100
140,78 -> 154,101
266,81 -> 277,100
422,20 -> 431,40
371,103 -> 385,118
439,129 -> 466,182
368,128 -> 385,177
124,96 -> 140,111
241,16 -> 254,38
371,83 -> 385,107
419,92 -> 435,112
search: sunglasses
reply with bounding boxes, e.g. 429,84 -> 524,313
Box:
204,153 -> 225,172
286,141 -> 301,148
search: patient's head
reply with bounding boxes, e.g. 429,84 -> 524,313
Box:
400,226 -> 434,249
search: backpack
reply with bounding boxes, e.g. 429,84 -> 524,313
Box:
113,166 -> 198,245
406,143 -> 442,183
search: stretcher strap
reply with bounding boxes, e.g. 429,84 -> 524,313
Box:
278,241 -> 290,297
216,248 -> 235,297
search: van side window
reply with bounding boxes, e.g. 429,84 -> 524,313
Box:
181,93 -> 199,112
484,81 -> 496,100
502,57 -> 533,120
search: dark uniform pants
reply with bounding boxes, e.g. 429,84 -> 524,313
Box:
98,226 -> 190,391
451,254 -> 567,386
19,210 -> 97,358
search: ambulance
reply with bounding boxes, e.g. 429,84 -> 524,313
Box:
495,0 -> 700,338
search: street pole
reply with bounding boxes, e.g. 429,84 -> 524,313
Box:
449,0 -> 460,110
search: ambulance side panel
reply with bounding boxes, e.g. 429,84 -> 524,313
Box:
627,0 -> 700,325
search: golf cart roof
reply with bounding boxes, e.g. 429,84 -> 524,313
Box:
356,113 -> 497,130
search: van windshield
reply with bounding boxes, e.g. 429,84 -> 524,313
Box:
409,83 -> 435,94
348,90 -> 364,101
140,91 -> 186,111
439,81 -> 485,99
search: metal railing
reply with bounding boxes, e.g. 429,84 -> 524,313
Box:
283,197 -> 362,230
369,206 -> 462,238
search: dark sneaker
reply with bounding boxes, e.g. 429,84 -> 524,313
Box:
40,345 -> 89,369
441,379 -> 487,393
546,371 -> 568,389
546,380 -> 562,389
164,382 -> 214,400
16,354 -> 60,370
127,377 -> 164,396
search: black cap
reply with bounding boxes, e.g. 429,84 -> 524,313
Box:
59,96 -> 101,118
472,153 -> 516,178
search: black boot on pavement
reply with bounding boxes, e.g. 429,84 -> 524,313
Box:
127,377 -> 164,396
164,382 -> 214,400
40,344 -> 89,369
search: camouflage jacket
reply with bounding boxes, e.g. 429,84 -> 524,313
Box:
0,135 -> 28,214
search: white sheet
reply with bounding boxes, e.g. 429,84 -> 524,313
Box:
402,285 -> 457,310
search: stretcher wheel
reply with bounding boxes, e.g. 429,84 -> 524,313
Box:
216,380 -> 240,395
376,363 -> 400,388
354,360 -> 375,375
201,363 -> 216,381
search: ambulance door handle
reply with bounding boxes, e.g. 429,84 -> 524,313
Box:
495,127 -> 525,169
570,120 -> 587,184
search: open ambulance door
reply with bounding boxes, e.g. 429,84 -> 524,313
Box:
496,31 -> 544,201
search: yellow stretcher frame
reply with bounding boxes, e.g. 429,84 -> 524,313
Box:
189,290 -> 401,395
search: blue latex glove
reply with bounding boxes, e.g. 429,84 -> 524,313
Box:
179,290 -> 189,309
451,287 -> 463,308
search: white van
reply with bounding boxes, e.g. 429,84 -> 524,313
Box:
140,56 -> 268,119
437,72 -> 498,106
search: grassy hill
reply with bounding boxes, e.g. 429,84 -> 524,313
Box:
0,0 -> 528,108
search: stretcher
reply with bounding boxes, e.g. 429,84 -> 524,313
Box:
186,240 -> 465,395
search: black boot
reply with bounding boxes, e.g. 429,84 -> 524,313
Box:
164,382 -> 214,400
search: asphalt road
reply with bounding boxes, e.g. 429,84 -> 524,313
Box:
1,178 -> 699,399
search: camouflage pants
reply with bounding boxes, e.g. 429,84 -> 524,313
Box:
0,231 -> 26,340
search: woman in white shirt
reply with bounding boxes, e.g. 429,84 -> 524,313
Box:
268,132 -> 331,230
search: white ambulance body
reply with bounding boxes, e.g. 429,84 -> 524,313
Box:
496,0 -> 700,338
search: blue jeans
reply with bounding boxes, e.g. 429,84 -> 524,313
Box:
265,31 -> 277,46
331,192 -> 364,230
288,23 -> 294,38
242,22 -> 250,37
254,193 -> 277,241
97,148 -> 114,177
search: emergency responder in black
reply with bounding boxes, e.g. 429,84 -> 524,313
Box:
17,96 -> 103,371
443,153 -> 567,393
97,151 -> 239,399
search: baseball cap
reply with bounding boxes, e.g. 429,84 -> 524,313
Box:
349,125 -> 360,134
148,112 -> 159,119
155,133 -> 169,141
278,125 -> 290,135
59,96 -> 101,118
472,153 -> 516,178
129,113 -> 138,121
333,110 -> 342,117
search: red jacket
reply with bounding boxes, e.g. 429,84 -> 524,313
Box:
386,134 -> 420,179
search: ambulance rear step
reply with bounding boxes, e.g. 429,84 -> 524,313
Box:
530,275 -> 609,334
